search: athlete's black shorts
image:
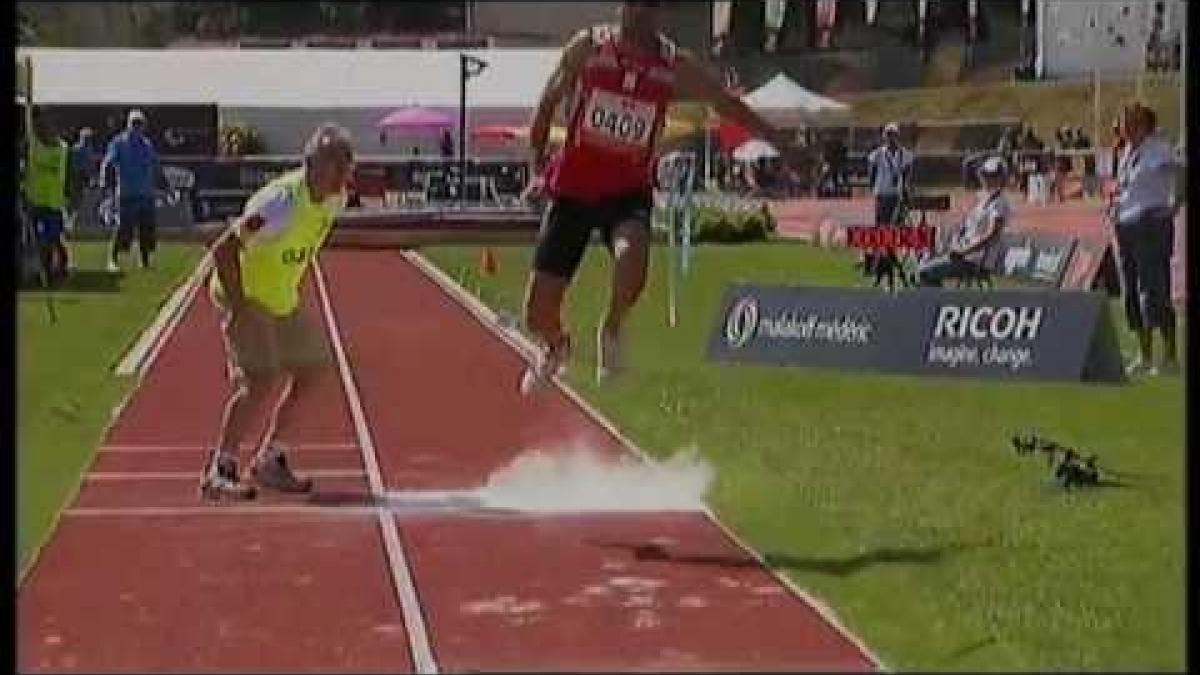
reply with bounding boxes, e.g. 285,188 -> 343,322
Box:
533,191 -> 653,280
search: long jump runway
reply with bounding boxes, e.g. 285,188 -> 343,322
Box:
18,249 -> 881,672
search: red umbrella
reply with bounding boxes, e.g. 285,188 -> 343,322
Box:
714,118 -> 752,152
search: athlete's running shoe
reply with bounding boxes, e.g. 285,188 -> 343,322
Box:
199,454 -> 257,501
520,333 -> 572,395
252,445 -> 315,494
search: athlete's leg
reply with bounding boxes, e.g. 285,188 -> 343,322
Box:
597,196 -> 652,380
204,304 -> 283,500
250,311 -> 334,491
524,270 -> 571,350
521,198 -> 591,392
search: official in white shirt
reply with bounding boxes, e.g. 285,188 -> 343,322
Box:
867,123 -> 914,226
1108,102 -> 1180,376
863,123 -> 915,281
918,156 -> 1011,287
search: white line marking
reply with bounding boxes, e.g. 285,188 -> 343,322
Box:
115,252 -> 213,376
66,505 -> 379,518
405,250 -> 888,672
314,258 -> 440,675
85,470 -> 366,481
99,443 -> 360,453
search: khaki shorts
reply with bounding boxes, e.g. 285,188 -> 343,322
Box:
217,301 -> 332,379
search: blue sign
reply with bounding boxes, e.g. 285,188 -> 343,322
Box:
708,284 -> 1124,382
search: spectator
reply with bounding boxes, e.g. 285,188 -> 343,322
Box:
1109,118 -> 1126,180
440,130 -> 454,158
1017,127 -> 1045,196
23,108 -> 72,284
1108,102 -> 1180,376
101,109 -> 170,272
961,148 -> 988,191
67,127 -> 101,229
1075,126 -> 1098,198
828,134 -> 848,193
918,156 -> 1011,287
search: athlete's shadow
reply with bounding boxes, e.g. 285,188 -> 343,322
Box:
592,540 -> 981,577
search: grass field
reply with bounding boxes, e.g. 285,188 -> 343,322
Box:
17,242 -> 203,577
424,242 -> 1185,671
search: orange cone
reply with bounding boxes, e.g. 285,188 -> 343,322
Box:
480,246 -> 498,276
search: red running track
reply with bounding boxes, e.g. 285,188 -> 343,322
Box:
18,249 -> 881,672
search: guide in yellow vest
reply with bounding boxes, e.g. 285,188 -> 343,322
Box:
201,124 -> 355,501
23,110 -> 71,283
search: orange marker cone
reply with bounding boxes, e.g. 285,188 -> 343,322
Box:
480,246 -> 498,276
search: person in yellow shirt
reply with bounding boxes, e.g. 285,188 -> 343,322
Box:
201,124 -> 354,501
23,109 -> 71,284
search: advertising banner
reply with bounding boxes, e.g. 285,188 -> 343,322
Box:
708,284 -> 1124,383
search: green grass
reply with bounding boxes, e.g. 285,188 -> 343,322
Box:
17,242 -> 204,577
838,74 -> 1183,147
425,242 -> 1185,672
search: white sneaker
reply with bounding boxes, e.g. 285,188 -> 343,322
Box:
596,327 -> 623,383
106,259 -> 121,274
520,334 -> 571,396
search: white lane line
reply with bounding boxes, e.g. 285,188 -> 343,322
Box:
85,470 -> 366,481
404,250 -> 888,672
115,252 -> 214,377
99,443 -> 360,453
314,258 -> 440,675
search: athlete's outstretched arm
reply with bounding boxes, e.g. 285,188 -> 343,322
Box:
528,30 -> 593,177
674,50 -> 801,156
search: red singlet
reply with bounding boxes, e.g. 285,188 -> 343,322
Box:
547,25 -> 678,203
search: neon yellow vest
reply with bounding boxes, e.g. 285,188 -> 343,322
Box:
24,136 -> 68,210
211,169 -> 339,317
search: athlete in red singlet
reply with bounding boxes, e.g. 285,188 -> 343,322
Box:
520,0 -> 808,393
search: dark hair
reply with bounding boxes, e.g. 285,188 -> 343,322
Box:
303,123 -> 355,165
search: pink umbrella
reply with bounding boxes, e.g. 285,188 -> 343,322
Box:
376,106 -> 455,132
471,125 -> 524,142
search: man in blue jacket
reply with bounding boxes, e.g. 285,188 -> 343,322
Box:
102,109 -> 169,272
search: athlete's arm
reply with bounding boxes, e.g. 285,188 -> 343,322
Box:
674,49 -> 794,153
210,216 -> 257,310
210,187 -> 291,311
528,29 -> 593,177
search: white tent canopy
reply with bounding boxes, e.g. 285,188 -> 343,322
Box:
15,48 -> 561,109
741,72 -> 849,121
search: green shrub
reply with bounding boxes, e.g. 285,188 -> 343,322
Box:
218,123 -> 263,156
682,204 -> 775,243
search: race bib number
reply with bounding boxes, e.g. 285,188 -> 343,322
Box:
581,89 -> 656,149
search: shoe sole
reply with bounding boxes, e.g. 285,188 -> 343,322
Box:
199,484 -> 258,502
